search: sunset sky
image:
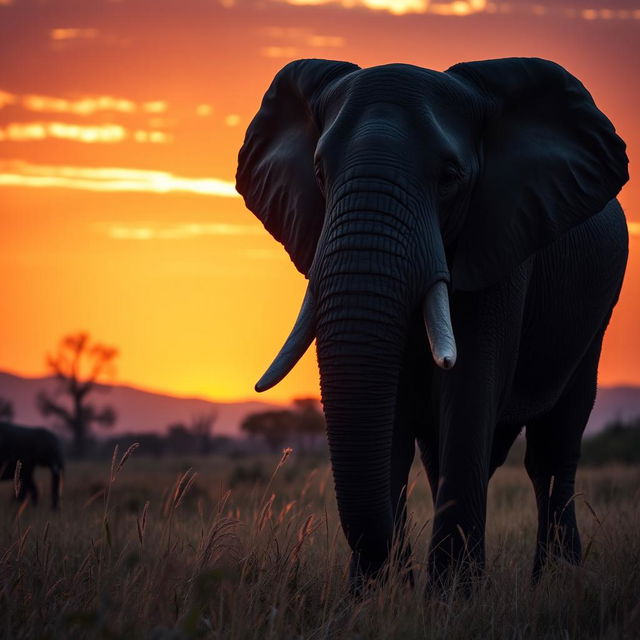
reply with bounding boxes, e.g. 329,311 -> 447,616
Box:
0,0 -> 638,403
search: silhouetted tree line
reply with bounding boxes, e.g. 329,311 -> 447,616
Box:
47,411 -> 226,459
580,416 -> 640,466
240,397 -> 326,453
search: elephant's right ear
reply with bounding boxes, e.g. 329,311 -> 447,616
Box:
236,59 -> 360,276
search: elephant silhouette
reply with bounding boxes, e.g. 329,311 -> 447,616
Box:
236,57 -> 629,586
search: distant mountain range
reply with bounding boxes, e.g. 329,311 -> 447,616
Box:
1,370 -> 639,438
0,371 -> 283,438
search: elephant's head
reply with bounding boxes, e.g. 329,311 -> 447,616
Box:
236,58 -> 627,569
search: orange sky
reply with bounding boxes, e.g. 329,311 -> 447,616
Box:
0,0 -> 638,402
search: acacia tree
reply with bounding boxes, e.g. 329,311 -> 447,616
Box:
240,410 -> 297,453
240,400 -> 325,453
37,332 -> 118,457
292,397 -> 325,451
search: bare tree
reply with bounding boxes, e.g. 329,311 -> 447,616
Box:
0,397 -> 14,422
37,332 -> 118,457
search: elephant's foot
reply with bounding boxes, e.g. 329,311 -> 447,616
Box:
348,546 -> 414,596
348,551 -> 384,596
531,522 -> 582,584
426,562 -> 484,600
426,538 -> 485,599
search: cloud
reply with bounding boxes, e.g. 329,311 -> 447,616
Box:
196,104 -> 214,117
142,101 -> 167,114
0,90 -> 17,109
50,28 -> 99,41
261,27 -> 345,47
262,46 -> 300,58
101,222 -> 263,239
0,122 -> 126,143
49,26 -> 131,50
271,0 -> 640,19
275,0 -> 487,16
133,130 -> 172,143
0,161 -> 239,197
260,26 -> 345,57
0,89 -> 166,116
0,122 -> 170,144
22,94 -> 136,115
225,114 -> 241,127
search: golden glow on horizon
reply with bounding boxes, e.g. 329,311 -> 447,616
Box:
1,0 -> 638,404
0,161 -> 240,196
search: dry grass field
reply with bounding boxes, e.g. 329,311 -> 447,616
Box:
1,449 -> 639,639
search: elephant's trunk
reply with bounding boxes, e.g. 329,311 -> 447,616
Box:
315,252 -> 407,572
311,184 -> 451,573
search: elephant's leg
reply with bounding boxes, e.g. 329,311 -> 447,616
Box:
427,276 -> 528,590
428,394 -> 495,589
51,469 -> 62,510
525,336 -> 602,582
17,466 -> 38,505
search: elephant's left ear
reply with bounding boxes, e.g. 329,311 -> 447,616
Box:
447,57 -> 629,291
236,59 -> 360,276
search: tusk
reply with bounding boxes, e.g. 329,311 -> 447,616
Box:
422,280 -> 457,370
255,285 -> 317,392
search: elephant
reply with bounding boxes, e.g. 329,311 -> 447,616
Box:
0,422 -> 64,509
235,57 -> 629,587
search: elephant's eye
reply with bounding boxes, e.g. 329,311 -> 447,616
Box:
438,163 -> 463,198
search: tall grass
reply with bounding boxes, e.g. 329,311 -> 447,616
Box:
1,452 -> 639,639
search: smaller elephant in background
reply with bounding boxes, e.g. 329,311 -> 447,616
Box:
0,422 -> 64,509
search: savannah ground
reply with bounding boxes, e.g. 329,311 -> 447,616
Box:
1,450 -> 639,639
